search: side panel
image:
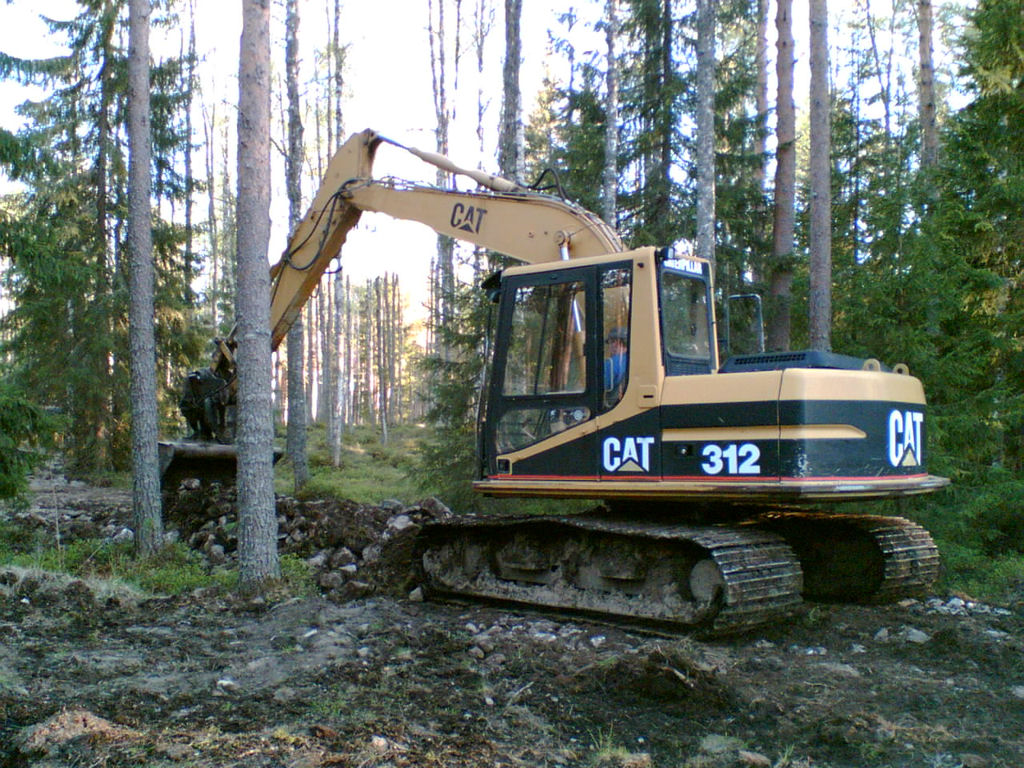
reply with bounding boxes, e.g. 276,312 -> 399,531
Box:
660,401 -> 781,481
778,399 -> 928,479
657,368 -> 931,483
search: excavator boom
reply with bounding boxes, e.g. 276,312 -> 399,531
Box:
267,129 -> 622,351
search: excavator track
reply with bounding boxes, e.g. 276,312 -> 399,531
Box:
418,510 -> 939,634
754,512 -> 940,602
419,514 -> 804,635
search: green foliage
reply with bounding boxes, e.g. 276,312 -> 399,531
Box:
415,277 -> 492,511
0,1 -> 202,474
0,382 -> 58,502
278,553 -> 317,597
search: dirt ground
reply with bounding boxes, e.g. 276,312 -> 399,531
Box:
1,471 -> 1023,768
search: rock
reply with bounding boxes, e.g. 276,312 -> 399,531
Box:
699,734 -> 745,754
1010,685 -> 1024,700
387,514 -> 414,532
339,580 -> 373,599
157,742 -> 194,761
468,646 -> 486,659
215,677 -> 240,694
319,571 -> 346,590
417,496 -> 452,519
789,645 -> 826,656
472,633 -> 496,653
959,754 -> 989,768
362,543 -> 381,564
408,586 -> 424,602
273,686 -> 298,704
819,662 -> 861,678
874,627 -> 890,642
206,543 -> 226,565
329,548 -> 357,568
112,527 -> 134,544
306,551 -> 328,569
738,749 -> 772,767
898,626 -> 931,644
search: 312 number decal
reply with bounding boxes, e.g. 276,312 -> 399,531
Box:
700,443 -> 761,475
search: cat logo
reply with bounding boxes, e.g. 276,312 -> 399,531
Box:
450,203 -> 487,234
602,436 -> 656,473
888,409 -> 924,468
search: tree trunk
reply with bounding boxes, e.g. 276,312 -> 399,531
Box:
127,0 -> 163,556
695,0 -> 716,269
916,0 -> 939,168
752,0 -> 769,284
284,0 -> 308,493
235,0 -> 279,593
601,0 -> 620,227
428,0 -> 456,355
767,0 -> 795,351
333,0 -> 344,146
328,271 -> 343,464
474,0 -> 494,160
498,0 -> 524,181
808,0 -> 831,351
375,277 -> 389,444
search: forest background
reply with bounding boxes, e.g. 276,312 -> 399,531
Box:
0,0 -> 1022,600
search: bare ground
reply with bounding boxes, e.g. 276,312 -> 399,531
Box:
1,471 -> 1023,768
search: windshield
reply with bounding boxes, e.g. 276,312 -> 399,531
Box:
660,266 -> 712,372
502,280 -> 587,397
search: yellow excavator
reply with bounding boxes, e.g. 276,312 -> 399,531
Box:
161,129 -> 949,633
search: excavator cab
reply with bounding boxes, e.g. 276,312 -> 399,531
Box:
478,247 -> 715,484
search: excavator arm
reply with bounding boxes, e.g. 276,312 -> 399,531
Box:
165,128 -> 625,474
266,128 -> 623,351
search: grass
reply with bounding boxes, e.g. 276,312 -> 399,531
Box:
275,423 -> 424,504
0,530 -> 235,595
273,421 -> 590,518
0,518 -> 316,598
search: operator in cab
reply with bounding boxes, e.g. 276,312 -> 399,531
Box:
604,326 -> 628,407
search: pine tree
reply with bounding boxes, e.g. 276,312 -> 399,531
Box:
807,0 -> 831,350
695,0 -> 717,268
235,0 -> 279,593
767,0 -> 796,350
127,0 -> 163,555
0,0 -> 198,474
284,0 -> 309,492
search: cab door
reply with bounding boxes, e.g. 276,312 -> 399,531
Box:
481,265 -> 601,478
